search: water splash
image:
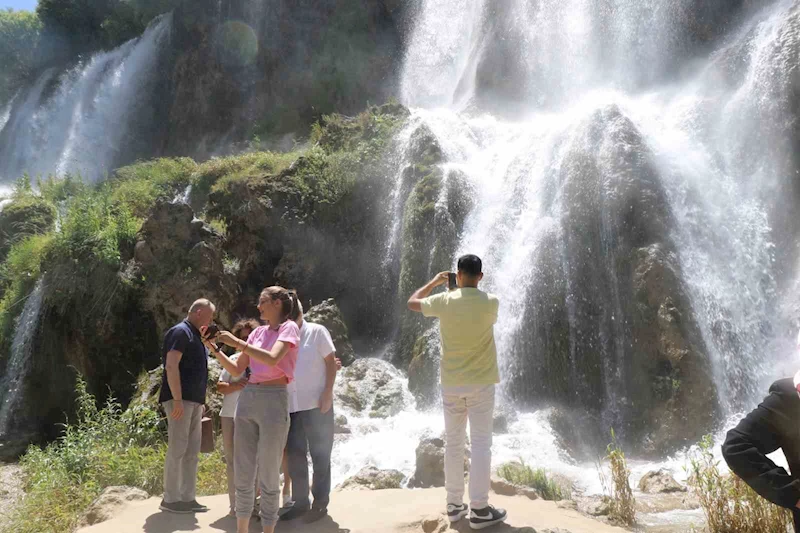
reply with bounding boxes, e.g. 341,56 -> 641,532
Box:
0,279 -> 45,439
0,14 -> 172,183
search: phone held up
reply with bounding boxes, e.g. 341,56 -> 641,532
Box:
448,272 -> 458,291
203,322 -> 222,351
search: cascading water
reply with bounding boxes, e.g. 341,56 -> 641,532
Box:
399,0 -> 797,424
334,0 -> 800,529
0,279 -> 45,441
0,14 -> 172,183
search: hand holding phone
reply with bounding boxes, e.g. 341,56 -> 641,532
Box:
448,272 -> 458,290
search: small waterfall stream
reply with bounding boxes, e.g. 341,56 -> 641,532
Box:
0,279 -> 45,440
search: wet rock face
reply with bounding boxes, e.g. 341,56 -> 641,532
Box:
304,299 -> 356,367
133,201 -> 237,333
407,328 -> 440,409
165,0 -> 407,157
334,358 -> 409,418
339,465 -> 405,490
508,107 -> 718,456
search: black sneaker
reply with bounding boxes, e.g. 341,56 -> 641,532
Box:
159,500 -> 192,514
447,503 -> 469,522
279,504 -> 309,521
469,505 -> 507,530
186,500 -> 209,512
303,507 -> 328,523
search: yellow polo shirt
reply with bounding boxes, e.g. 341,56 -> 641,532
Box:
420,287 -> 500,387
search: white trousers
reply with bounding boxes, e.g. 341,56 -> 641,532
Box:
442,384 -> 495,509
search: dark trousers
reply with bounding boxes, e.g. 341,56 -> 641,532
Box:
794,509 -> 800,533
287,407 -> 334,510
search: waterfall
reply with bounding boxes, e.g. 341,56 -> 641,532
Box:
0,14 -> 172,184
0,279 -> 45,440
396,0 -> 798,432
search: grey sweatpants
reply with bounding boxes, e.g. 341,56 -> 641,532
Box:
221,416 -> 259,513
162,400 -> 203,504
234,384 -> 290,527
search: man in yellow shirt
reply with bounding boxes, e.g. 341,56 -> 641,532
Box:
408,254 -> 507,530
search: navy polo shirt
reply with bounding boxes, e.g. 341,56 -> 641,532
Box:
158,319 -> 209,404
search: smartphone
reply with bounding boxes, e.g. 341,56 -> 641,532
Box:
448,272 -> 458,290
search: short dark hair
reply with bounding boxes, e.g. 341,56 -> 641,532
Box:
457,254 -> 482,277
232,318 -> 260,340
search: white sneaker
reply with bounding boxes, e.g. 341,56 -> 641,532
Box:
282,493 -> 294,508
447,503 -> 469,522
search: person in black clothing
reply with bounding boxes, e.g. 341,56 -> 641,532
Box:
158,298 -> 216,514
722,377 -> 800,531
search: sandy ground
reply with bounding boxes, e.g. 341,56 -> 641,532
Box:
0,462 -> 23,527
77,488 -> 631,533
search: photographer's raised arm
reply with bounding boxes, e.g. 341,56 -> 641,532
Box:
408,271 -> 449,312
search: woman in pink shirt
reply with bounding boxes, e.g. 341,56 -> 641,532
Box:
204,286 -> 300,533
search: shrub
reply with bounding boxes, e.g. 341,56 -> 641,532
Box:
496,460 -> 568,501
688,434 -> 792,533
598,430 -> 636,526
1,376 -> 226,533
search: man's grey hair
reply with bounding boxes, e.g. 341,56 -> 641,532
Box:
188,298 -> 216,315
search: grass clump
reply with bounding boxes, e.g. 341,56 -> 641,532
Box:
497,460 -> 567,501
689,435 -> 791,533
598,430 -> 636,526
191,151 -> 299,209
1,376 -> 226,533
106,157 -> 197,218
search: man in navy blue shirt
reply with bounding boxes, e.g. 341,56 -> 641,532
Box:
159,298 -> 215,514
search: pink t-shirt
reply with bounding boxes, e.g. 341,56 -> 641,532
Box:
246,321 -> 300,383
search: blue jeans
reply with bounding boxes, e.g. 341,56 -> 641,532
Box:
287,407 -> 334,510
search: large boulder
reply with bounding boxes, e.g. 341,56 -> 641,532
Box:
78,486 -> 149,527
334,358 -> 410,418
408,436 -> 469,489
339,465 -> 405,491
638,469 -> 686,494
304,299 -> 356,366
133,201 -> 237,334
409,437 -> 446,488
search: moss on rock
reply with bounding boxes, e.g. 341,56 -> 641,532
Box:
0,195 -> 56,261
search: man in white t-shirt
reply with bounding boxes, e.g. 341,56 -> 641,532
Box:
280,301 -> 338,524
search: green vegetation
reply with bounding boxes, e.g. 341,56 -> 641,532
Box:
599,430 -> 636,526
497,461 -> 568,501
106,157 -> 196,218
0,9 -> 42,103
1,377 -> 226,533
0,157 -> 195,367
689,435 -> 791,533
0,103 -> 408,530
